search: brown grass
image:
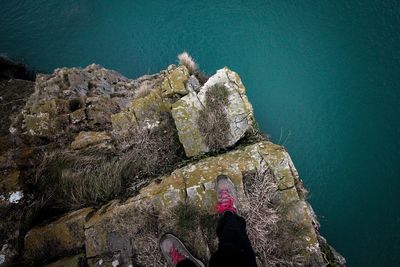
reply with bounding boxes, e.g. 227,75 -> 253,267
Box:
100,201 -> 166,266
134,81 -> 154,99
243,169 -> 308,266
34,149 -> 122,209
197,84 -> 230,151
34,113 -> 184,210
178,52 -> 198,75
115,113 -> 185,190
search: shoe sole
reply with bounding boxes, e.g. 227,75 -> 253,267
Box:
160,233 -> 205,267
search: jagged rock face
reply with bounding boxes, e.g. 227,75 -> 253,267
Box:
172,67 -> 255,157
0,63 -> 345,266
21,64 -> 165,139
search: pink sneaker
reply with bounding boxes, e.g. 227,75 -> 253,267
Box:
159,234 -> 205,267
215,174 -> 238,215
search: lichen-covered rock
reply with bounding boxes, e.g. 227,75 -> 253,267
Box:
160,65 -> 190,97
111,90 -> 171,132
171,67 -> 254,157
81,141 -> 325,265
111,110 -> 138,131
70,131 -> 111,150
24,208 -> 92,262
85,96 -> 120,129
130,90 -> 170,126
24,112 -> 69,137
186,75 -> 201,92
70,108 -> 86,124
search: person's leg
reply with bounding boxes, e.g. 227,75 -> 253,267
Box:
209,211 -> 257,266
176,258 -> 198,267
209,175 -> 257,267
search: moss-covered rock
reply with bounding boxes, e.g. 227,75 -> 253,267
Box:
70,108 -> 86,124
171,67 -> 255,157
111,110 -> 138,131
24,208 -> 92,263
160,65 -> 190,97
70,131 -> 111,150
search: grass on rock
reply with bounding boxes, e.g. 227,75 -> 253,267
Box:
198,83 -> 230,151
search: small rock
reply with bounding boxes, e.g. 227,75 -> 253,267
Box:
70,131 -> 111,150
8,191 -> 23,204
160,65 -> 190,97
186,75 -> 201,92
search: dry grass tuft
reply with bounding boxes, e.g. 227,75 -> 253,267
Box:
35,150 -> 122,209
243,169 -> 307,266
134,81 -> 154,99
34,113 -> 184,210
115,113 -> 185,189
197,84 -> 230,151
178,51 -> 198,75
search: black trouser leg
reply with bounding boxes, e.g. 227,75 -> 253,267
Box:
209,211 -> 257,267
176,258 -> 197,267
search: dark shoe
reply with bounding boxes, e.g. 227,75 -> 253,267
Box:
215,174 -> 238,215
159,233 -> 205,267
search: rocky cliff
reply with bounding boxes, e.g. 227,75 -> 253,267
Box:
0,56 -> 345,266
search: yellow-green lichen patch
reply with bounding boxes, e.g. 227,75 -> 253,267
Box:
171,91 -> 208,157
70,131 -> 111,150
24,112 -> 69,137
258,141 -> 296,190
160,65 -> 190,97
111,110 -> 138,131
31,99 -> 70,116
24,208 -> 92,262
130,90 -> 171,126
136,170 -> 186,208
70,108 -> 86,124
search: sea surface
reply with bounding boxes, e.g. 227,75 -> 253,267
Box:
1,1 -> 399,266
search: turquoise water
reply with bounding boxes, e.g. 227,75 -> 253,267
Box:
1,1 -> 399,265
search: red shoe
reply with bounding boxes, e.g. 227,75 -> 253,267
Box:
215,174 -> 238,215
159,233 -> 205,267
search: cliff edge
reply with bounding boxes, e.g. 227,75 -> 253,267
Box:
0,54 -> 345,266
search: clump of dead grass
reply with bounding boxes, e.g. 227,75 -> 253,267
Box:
115,113 -> 185,188
35,149 -> 122,210
102,201 -> 166,266
34,113 -> 184,210
177,52 -> 209,84
197,84 -> 230,151
243,169 -> 308,266
134,81 -> 154,99
178,52 -> 198,75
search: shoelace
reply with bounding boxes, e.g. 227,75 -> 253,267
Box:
169,247 -> 186,266
216,189 -> 237,214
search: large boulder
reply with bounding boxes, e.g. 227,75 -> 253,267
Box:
171,67 -> 255,157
